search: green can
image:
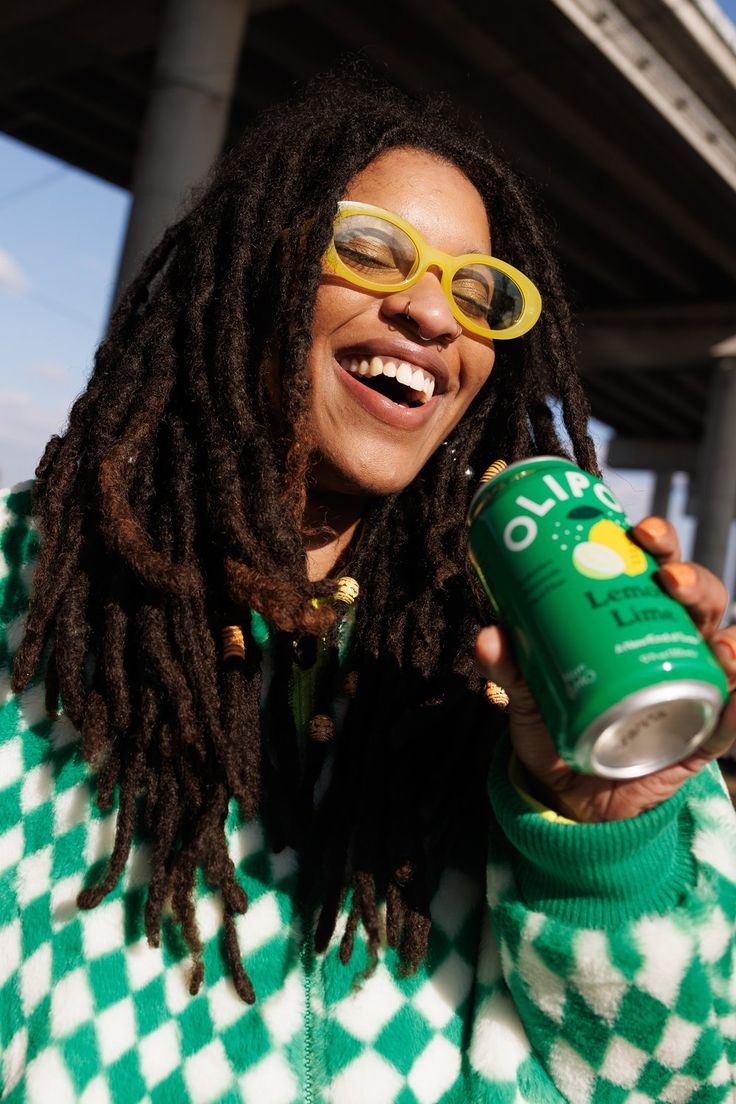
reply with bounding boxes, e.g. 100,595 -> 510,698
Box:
467,456 -> 728,777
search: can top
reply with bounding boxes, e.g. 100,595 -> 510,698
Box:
467,454 -> 578,526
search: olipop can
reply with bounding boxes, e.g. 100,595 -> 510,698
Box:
467,456 -> 728,777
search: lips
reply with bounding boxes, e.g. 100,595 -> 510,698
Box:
333,356 -> 440,430
335,340 -> 450,396
339,355 -> 435,403
331,338 -> 451,430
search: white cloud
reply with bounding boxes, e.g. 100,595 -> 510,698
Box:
0,249 -> 30,296
0,390 -> 69,488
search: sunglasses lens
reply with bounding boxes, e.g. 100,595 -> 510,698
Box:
451,264 -> 524,332
333,215 -> 418,285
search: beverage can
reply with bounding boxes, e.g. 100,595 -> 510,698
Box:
467,456 -> 728,777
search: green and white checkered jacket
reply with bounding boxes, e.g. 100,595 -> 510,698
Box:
1,482 -> 735,1103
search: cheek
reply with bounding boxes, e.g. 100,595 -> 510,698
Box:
310,282 -> 370,348
460,345 -> 496,407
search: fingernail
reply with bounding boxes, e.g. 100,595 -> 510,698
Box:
661,563 -> 697,590
636,517 -> 668,541
477,626 -> 502,665
713,637 -> 736,669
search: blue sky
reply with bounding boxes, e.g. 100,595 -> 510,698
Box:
0,136 -> 130,487
1,11 -> 735,589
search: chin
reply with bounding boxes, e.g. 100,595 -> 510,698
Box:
316,455 -> 420,497
355,472 -> 415,496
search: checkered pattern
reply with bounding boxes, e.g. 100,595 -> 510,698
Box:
1,482 -> 736,1103
479,773 -> 736,1104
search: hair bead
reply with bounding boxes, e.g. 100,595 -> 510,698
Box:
485,680 -> 510,708
309,713 -> 334,742
222,625 -> 246,662
479,459 -> 507,485
333,576 -> 360,605
343,671 -> 359,698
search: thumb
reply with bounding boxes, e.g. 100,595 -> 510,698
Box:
475,626 -> 540,720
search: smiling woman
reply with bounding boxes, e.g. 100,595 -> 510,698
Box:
1,66 -> 736,1104
307,150 -> 501,499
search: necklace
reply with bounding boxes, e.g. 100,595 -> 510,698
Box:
221,576 -> 360,751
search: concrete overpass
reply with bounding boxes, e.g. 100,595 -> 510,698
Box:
1,0 -> 735,581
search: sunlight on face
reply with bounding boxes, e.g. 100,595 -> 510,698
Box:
307,148 -> 496,497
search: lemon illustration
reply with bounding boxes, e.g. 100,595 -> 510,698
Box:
573,541 -> 626,579
588,519 -> 647,577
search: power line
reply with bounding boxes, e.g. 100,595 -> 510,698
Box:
0,168 -> 66,210
27,290 -> 98,331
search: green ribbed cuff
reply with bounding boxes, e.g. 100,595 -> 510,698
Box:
488,732 -> 696,927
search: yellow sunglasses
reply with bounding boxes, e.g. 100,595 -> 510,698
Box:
324,201 -> 542,340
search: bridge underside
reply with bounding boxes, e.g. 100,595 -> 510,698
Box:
2,0 -> 735,569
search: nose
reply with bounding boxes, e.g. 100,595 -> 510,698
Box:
381,270 -> 460,342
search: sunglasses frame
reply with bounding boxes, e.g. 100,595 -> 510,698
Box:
324,201 -> 542,340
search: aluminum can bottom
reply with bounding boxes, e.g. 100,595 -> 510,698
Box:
577,680 -> 724,778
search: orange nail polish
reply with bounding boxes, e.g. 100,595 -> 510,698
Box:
662,563 -> 697,590
636,517 -> 668,541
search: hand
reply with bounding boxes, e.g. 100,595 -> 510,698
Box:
475,516 -> 736,822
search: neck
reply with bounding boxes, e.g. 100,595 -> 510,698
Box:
304,489 -> 366,582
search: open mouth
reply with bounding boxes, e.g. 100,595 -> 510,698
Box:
339,355 -> 435,408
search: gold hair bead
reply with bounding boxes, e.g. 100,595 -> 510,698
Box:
479,459 -> 507,485
222,625 -> 245,662
343,671 -> 359,698
309,713 -> 334,743
485,680 -> 510,709
333,576 -> 360,605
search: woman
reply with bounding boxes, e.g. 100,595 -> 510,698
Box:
1,69 -> 735,1103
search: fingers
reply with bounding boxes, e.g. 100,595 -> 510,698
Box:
683,687 -> 736,765
475,625 -> 515,682
475,628 -> 568,787
475,626 -> 540,720
710,627 -> 736,691
631,516 -> 728,638
632,516 -> 681,563
657,562 -> 729,637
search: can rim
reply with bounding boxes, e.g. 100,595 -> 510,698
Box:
577,679 -> 725,778
467,454 -> 574,527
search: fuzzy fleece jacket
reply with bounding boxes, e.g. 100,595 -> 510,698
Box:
1,482 -> 735,1104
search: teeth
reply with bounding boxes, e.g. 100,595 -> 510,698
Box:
340,355 -> 437,403
396,363 -> 413,387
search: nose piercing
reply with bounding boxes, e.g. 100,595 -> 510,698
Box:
404,301 -> 462,340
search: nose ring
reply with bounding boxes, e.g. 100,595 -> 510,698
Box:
405,301 -> 433,341
404,301 -> 462,341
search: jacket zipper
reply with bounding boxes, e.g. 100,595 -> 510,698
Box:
301,937 -> 315,1104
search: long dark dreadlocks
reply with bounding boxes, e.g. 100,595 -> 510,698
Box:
12,67 -> 598,1003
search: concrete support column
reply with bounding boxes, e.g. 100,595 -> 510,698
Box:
650,471 -> 673,519
113,0 -> 250,304
693,354 -> 736,579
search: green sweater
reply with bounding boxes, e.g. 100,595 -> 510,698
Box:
1,482 -> 735,1103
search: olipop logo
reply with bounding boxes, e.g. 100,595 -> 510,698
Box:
503,470 -> 624,553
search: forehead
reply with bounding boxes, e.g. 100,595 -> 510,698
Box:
343,148 -> 492,253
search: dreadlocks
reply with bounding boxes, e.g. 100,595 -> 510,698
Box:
12,66 -> 598,1003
